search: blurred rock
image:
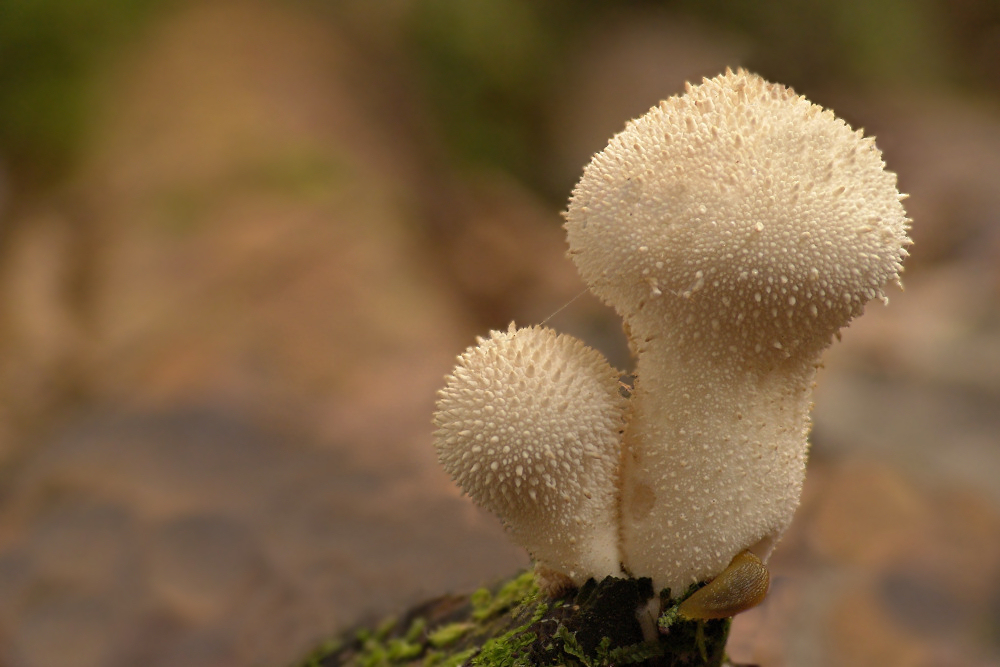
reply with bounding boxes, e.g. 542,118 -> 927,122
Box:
146,513 -> 268,623
0,408 -> 526,667
13,591 -> 121,667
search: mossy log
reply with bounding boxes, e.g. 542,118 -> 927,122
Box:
297,571 -> 745,667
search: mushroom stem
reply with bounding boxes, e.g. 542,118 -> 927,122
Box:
619,335 -> 813,592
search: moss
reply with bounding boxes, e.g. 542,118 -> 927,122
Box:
427,623 -> 475,649
404,618 -> 428,644
468,587 -> 547,667
424,647 -> 477,667
470,571 -> 537,622
354,640 -> 387,667
555,625 -> 593,665
471,628 -> 536,667
599,639 -> 663,665
350,616 -> 422,667
385,638 -> 424,662
469,587 -> 492,617
300,574 -> 540,667
354,615 -> 397,645
295,570 -> 730,666
375,617 -> 399,641
658,605 -> 681,632
298,639 -> 343,667
554,625 -> 661,667
370,619 -> 427,663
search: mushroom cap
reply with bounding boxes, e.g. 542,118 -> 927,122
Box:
433,325 -> 627,583
565,68 -> 911,364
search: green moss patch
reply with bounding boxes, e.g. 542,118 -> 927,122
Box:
294,571 -> 731,666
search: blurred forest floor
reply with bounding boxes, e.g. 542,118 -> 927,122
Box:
1,1 -> 1000,666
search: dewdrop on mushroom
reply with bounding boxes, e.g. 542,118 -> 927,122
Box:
565,69 -> 911,594
433,325 -> 628,591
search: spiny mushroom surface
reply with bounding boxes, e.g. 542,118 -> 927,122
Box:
564,68 -> 910,592
565,68 -> 908,364
433,325 -> 628,587
433,68 -> 910,602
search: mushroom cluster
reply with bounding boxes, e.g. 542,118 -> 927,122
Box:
434,69 -> 910,607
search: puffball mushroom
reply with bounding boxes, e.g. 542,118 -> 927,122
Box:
564,68 -> 910,593
433,68 -> 910,609
433,325 -> 628,589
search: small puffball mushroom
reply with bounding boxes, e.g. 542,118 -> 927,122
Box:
433,325 -> 628,588
564,69 -> 910,593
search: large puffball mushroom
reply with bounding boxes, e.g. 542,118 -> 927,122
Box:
564,69 -> 911,594
433,325 -> 628,589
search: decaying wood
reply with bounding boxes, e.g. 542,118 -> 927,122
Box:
297,571 -> 745,667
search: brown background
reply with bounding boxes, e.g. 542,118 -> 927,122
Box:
1,1 -> 999,665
